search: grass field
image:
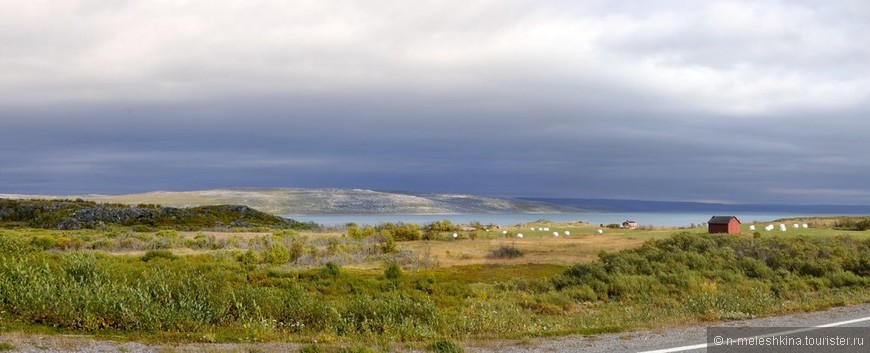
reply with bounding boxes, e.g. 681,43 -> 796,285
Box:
0,215 -> 868,351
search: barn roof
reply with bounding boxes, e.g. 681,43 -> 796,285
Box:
708,216 -> 740,224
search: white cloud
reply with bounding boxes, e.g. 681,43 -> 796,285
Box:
1,1 -> 868,114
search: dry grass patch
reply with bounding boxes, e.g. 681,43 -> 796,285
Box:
398,233 -> 648,267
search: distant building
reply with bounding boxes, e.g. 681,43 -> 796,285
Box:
622,220 -> 637,230
708,216 -> 741,234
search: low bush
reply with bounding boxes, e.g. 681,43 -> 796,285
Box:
833,217 -> 870,231
263,243 -> 291,264
486,245 -> 524,259
552,232 -> 869,319
142,249 -> 178,262
323,262 -> 341,278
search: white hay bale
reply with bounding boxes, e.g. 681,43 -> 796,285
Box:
543,227 -> 550,231
553,232 -> 559,236
596,229 -> 603,234
749,225 -> 756,231
802,224 -> 808,228
793,224 -> 799,228
502,230 -> 508,234
530,228 -> 535,231
452,233 -> 458,238
517,233 -> 524,238
564,231 -> 570,236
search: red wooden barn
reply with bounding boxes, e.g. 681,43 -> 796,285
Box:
708,216 -> 741,234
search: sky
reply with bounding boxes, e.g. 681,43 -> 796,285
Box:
2,0 -> 870,204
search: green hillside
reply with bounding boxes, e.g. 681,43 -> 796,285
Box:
0,198 -> 314,230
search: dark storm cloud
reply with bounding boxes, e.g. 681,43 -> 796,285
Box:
2,1 -> 870,204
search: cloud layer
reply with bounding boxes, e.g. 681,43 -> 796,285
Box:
2,1 -> 869,204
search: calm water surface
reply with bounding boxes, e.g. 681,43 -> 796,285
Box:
282,212 -> 844,227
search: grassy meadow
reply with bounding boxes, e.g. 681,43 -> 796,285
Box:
0,211 -> 868,351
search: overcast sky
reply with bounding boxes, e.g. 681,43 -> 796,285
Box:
2,1 -> 870,204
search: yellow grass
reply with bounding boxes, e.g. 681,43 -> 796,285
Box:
400,231 -> 659,267
86,220 -> 870,267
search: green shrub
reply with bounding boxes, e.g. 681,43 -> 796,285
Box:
238,249 -> 260,265
324,262 -> 341,279
375,222 -> 421,241
142,250 -> 178,262
833,217 -> 870,231
381,234 -> 397,254
289,240 -> 305,262
384,262 -> 403,282
426,220 -> 459,232
346,223 -> 362,239
263,243 -> 291,264
562,285 -> 599,302
486,245 -> 524,259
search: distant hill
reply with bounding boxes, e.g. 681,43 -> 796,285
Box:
520,198 -> 870,214
5,190 -> 868,216
0,189 -> 579,215
0,198 -> 312,230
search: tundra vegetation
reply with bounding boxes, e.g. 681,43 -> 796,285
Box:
0,199 -> 868,351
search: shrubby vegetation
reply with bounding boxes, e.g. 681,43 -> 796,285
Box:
346,222 -> 423,241
0,198 -> 315,230
833,217 -> 870,231
550,232 -> 868,318
343,220 -> 489,243
0,228 -> 866,344
486,245 -> 525,259
0,228 -> 418,270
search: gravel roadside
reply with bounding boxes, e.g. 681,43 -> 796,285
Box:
467,303 -> 870,353
1,303 -> 867,353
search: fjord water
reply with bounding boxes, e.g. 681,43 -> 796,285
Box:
283,212 -> 847,227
